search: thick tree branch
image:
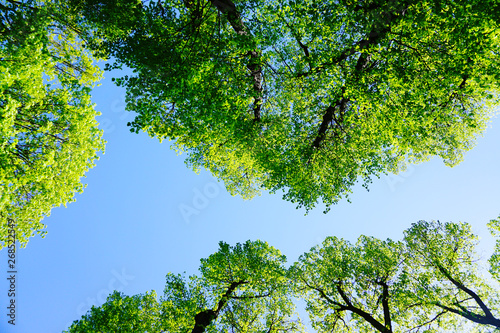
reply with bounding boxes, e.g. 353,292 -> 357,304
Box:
300,277 -> 348,310
378,280 -> 392,331
247,50 -> 263,121
310,2 -> 411,149
191,280 -> 247,333
433,302 -> 500,328
336,284 -> 390,333
297,25 -> 388,78
311,49 -> 375,150
435,263 -> 495,320
311,89 -> 348,150
296,38 -> 310,58
210,0 -> 243,33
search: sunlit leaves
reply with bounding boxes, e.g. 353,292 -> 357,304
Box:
488,216 -> 500,281
64,291 -> 161,333
85,0 -> 500,212
294,219 -> 500,332
0,0 -> 104,248
66,240 -> 303,332
65,219 -> 500,332
293,236 -> 409,332
403,220 -> 500,331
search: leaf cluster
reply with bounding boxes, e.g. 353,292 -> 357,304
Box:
66,219 -> 500,332
78,0 -> 500,212
0,0 -> 105,248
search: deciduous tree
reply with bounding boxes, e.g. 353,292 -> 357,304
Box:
65,218 -> 500,332
63,291 -> 162,332
81,0 -> 499,211
294,219 -> 500,332
0,0 -> 104,248
403,220 -> 500,331
293,235 -> 437,332
65,240 -> 303,332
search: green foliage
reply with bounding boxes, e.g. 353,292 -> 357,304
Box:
62,0 -> 143,49
488,216 -> 500,281
66,240 -> 304,332
85,0 -> 499,212
65,219 -> 500,332
197,240 -> 302,332
293,219 -> 500,332
403,220 -> 500,331
0,0 -> 104,248
293,234 -> 438,332
64,291 -> 161,333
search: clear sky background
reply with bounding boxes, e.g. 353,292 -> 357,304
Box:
1,66 -> 500,332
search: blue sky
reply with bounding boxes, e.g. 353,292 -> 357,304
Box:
1,69 -> 500,332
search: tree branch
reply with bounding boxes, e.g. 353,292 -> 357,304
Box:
433,301 -> 500,328
191,280 -> 247,333
209,0 -> 262,121
378,280 -> 392,331
403,310 -> 446,333
296,25 -> 388,78
229,291 -> 271,299
311,89 -> 348,150
309,2 -> 411,150
336,284 -> 390,333
435,263 -> 496,321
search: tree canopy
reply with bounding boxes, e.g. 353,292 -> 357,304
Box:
78,0 -> 500,211
65,218 -> 500,332
403,219 -> 500,330
65,240 -> 304,333
294,219 -> 500,332
0,0 -> 104,248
